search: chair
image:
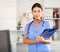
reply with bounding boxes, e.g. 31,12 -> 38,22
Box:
0,30 -> 11,52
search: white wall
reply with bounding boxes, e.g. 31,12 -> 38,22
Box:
0,0 -> 17,31
44,0 -> 60,8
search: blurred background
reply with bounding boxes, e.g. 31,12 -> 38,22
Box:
0,0 -> 60,52
17,0 -> 60,52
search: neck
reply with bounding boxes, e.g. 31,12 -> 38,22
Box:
34,19 -> 42,26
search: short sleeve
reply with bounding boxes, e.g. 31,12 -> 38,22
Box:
22,24 -> 29,36
46,21 -> 50,29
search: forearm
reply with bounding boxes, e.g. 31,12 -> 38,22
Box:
42,39 -> 52,44
23,39 -> 36,44
35,36 -> 52,44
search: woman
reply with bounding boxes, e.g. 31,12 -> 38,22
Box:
22,3 -> 52,52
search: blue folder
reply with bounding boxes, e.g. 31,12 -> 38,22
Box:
40,28 -> 58,38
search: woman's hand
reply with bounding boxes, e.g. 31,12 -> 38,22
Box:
35,36 -> 52,44
35,36 -> 43,42
39,36 -> 45,42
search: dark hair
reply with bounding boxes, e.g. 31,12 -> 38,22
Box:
32,3 -> 43,11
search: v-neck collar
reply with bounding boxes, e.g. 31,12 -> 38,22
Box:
33,20 -> 43,27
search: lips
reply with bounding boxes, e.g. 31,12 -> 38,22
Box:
35,16 -> 39,18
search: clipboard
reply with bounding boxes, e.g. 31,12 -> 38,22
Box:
40,28 -> 58,38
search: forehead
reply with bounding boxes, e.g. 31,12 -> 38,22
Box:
33,7 -> 41,11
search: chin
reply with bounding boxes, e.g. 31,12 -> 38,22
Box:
35,17 -> 41,19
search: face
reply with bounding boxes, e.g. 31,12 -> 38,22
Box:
32,7 -> 43,20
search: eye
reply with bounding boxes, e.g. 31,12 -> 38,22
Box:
34,10 -> 36,13
38,10 -> 40,13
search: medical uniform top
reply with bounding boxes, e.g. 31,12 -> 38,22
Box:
22,20 -> 51,52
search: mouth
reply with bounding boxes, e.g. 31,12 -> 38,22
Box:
35,16 -> 39,18
35,16 -> 39,17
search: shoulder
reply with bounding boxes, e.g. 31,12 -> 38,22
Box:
43,20 -> 50,28
43,20 -> 50,24
25,21 -> 33,27
27,21 -> 33,25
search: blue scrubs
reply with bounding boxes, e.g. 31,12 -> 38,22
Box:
22,20 -> 51,52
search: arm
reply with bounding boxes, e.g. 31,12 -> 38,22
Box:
23,35 -> 52,44
23,35 -> 36,44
